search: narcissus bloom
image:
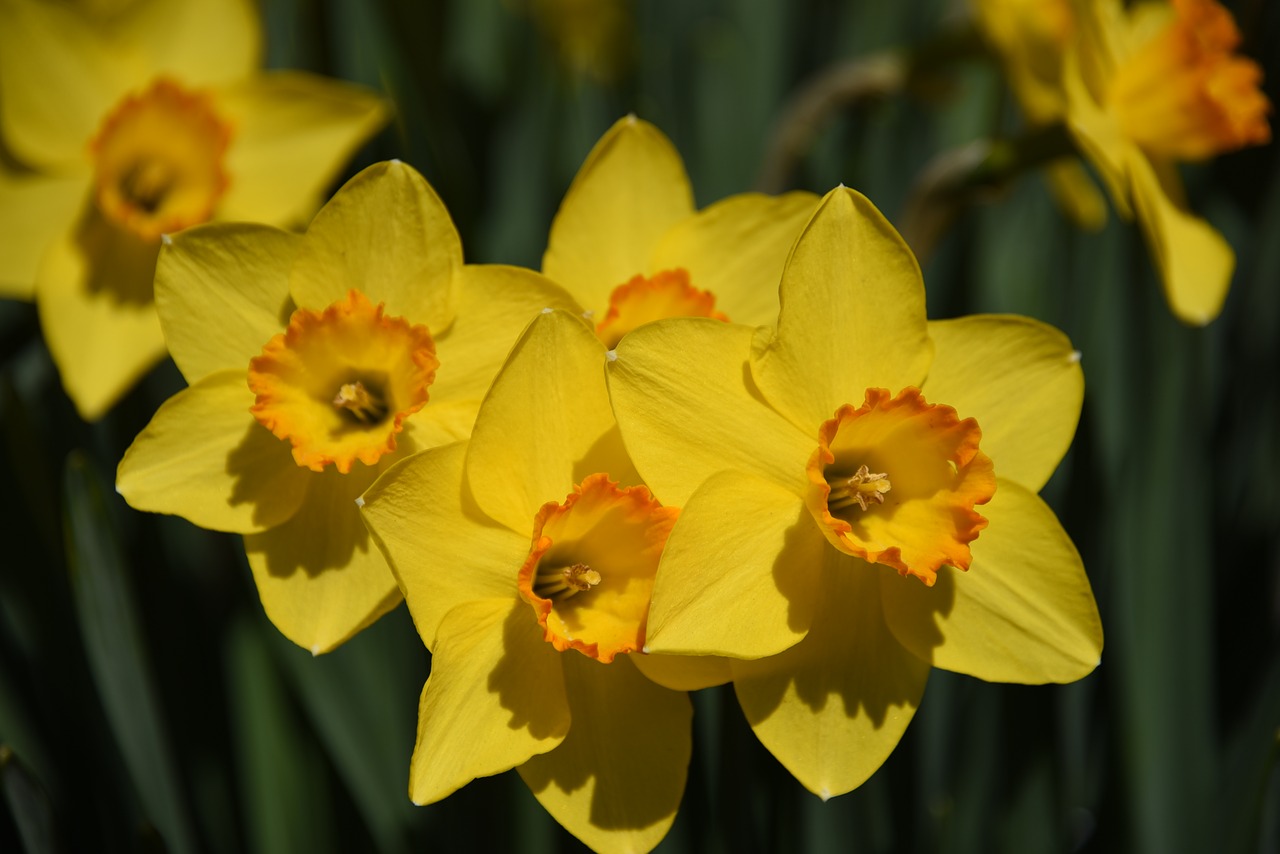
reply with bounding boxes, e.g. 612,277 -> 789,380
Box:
1063,0 -> 1271,324
972,0 -> 1106,227
117,162 -> 576,653
362,310 -> 725,854
0,0 -> 388,419
544,116 -> 817,349
607,187 -> 1103,798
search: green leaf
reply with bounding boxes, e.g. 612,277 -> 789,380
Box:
1,745 -> 56,854
63,452 -> 197,854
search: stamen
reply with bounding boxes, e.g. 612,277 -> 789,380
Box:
333,381 -> 388,424
120,160 -> 175,214
534,562 -> 602,600
827,464 -> 892,512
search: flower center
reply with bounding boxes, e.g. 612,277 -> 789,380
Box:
1108,0 -> 1270,161
805,387 -> 997,585
248,290 -> 439,473
90,78 -> 232,240
518,474 -> 679,662
594,268 -> 728,349
827,464 -> 893,512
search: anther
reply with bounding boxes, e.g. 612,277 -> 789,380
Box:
534,562 -> 602,600
333,381 -> 388,424
828,464 -> 892,512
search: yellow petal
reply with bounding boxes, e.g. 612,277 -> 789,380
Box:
0,169 -> 87,298
631,652 -> 732,691
360,442 -> 530,649
429,264 -> 582,404
922,315 -> 1083,493
216,71 -> 389,227
650,190 -> 819,328
1062,33 -> 1132,217
399,399 -> 480,450
35,214 -> 164,420
1042,159 -> 1108,231
750,187 -> 933,434
245,463 -> 403,654
732,550 -> 929,799
409,598 -> 569,805
542,116 -> 694,313
290,161 -> 461,333
0,0 -> 259,171
116,370 -> 309,533
155,223 -> 298,384
607,318 -> 813,506
646,470 -> 823,659
466,310 -> 632,533
1128,152 -> 1234,325
519,654 -> 691,854
880,478 -> 1103,684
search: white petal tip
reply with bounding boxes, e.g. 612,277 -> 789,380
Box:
310,645 -> 322,657
160,233 -> 173,246
354,496 -> 366,508
606,349 -> 618,362
1068,350 -> 1082,364
625,113 -> 638,123
641,645 -> 651,654
541,306 -> 554,314
582,309 -> 595,321
819,788 -> 832,802
390,158 -> 403,164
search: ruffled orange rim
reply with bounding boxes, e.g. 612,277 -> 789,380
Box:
594,268 -> 728,349
517,474 -> 679,663
1111,0 -> 1270,161
90,77 -> 233,240
804,387 -> 996,585
248,290 -> 439,473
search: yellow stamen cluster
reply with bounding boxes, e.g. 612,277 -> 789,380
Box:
333,381 -> 389,425
534,562 -> 603,600
827,464 -> 892,512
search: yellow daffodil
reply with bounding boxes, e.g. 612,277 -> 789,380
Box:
361,310 -> 726,854
116,161 -> 577,653
544,116 -> 818,349
972,0 -> 1107,228
0,0 -> 389,419
1063,0 -> 1271,324
606,186 -> 1103,798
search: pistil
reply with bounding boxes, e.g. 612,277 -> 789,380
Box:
534,562 -> 602,600
828,464 -> 892,512
333,381 -> 388,424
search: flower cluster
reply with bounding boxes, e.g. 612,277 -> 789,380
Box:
14,0 -> 1274,851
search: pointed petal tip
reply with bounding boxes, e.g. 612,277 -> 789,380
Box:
541,306 -> 554,314
354,495 -> 366,508
161,233 -> 173,246
1069,350 -> 1082,364
310,645 -> 322,657
641,644 -> 651,654
819,788 -> 832,803
606,349 -> 618,362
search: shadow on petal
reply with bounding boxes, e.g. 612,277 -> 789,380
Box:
74,204 -> 160,307
490,602 -> 575,740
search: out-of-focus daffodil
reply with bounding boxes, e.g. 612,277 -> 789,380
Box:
1063,0 -> 1271,324
519,0 -> 633,83
116,162 -> 577,654
362,310 -> 722,853
545,116 -> 818,349
973,0 -> 1108,228
607,187 -> 1103,798
0,0 -> 389,419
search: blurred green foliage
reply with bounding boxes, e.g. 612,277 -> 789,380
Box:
2,0 -> 1279,851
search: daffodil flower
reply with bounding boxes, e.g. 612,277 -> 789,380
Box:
0,0 -> 389,419
1063,0 -> 1271,325
362,310 -> 724,854
973,0 -> 1107,228
607,187 -> 1103,798
544,116 -> 818,348
117,162 -> 577,653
